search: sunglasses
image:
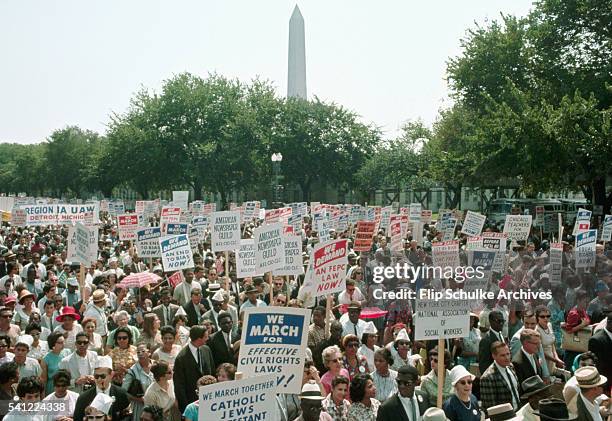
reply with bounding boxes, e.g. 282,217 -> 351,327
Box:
458,380 -> 473,385
86,416 -> 105,420
117,336 -> 129,340
397,380 -> 415,387
276,300 -> 287,304
346,343 -> 359,348
0,315 -> 12,319
538,315 -> 551,319
431,358 -> 438,363
76,341 -> 89,345
397,341 -> 410,346
93,373 -> 107,380
55,383 -> 69,388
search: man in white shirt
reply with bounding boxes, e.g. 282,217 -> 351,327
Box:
568,366 -> 607,421
337,279 -> 366,306
240,284 -> 267,314
20,253 -> 46,280
172,268 -> 198,307
42,369 -> 79,421
340,301 -> 368,338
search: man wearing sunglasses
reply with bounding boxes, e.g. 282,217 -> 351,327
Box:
73,356 -> 130,421
59,332 -> 98,393
376,364 -> 429,421
41,369 -> 79,420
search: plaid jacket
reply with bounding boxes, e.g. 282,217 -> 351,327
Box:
480,363 -> 520,416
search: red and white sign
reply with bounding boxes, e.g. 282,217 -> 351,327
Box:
160,207 -> 181,234
311,239 -> 348,297
354,221 -> 376,252
117,214 -> 139,241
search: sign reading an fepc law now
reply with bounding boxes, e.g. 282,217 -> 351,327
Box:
312,239 -> 348,297
414,294 -> 470,341
238,307 -> 310,394
159,234 -> 194,271
198,374 -> 277,421
211,211 -> 241,252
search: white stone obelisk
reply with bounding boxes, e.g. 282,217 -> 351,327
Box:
287,5 -> 307,99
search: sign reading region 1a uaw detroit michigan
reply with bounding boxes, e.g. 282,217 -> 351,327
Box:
237,307 -> 310,394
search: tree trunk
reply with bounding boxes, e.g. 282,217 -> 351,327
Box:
592,177 -> 610,214
193,180 -> 203,201
300,180 -> 312,203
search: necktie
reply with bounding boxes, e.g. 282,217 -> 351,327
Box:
196,349 -> 202,373
410,397 -> 416,421
354,324 -> 358,336
164,306 -> 169,326
502,367 -> 520,407
226,333 -> 232,352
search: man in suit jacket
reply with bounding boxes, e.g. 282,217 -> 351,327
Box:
377,365 -> 429,421
73,356 -> 130,421
588,301 -> 611,386
152,288 -> 179,327
480,341 -> 522,416
202,291 -> 225,331
208,312 -> 239,369
479,310 -> 506,374
58,332 -> 98,393
173,325 -> 215,413
567,366 -> 608,421
512,328 -> 544,389
182,288 -> 207,327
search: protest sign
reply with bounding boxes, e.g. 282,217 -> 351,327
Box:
198,374 -> 278,421
442,217 -> 457,241
310,239 -> 348,297
238,307 -> 310,394
549,242 -> 563,285
409,203 -> 421,222
534,206 -> 544,226
318,218 -> 332,243
412,222 -> 423,247
465,250 -> 496,293
211,211 -> 241,252
390,219 -> 403,252
136,227 -> 161,258
349,205 -> 361,225
337,214 -> 349,232
503,215 -> 532,242
167,270 -> 184,288
172,191 -> 189,210
19,203 -> 99,226
160,234 -> 194,271
273,234 -> 304,277
421,210 -> 433,224
432,241 -> 460,273
67,223 -> 98,265
11,208 -> 26,226
188,226 -> 200,254
461,211 -> 486,237
236,239 -> 263,279
414,295 -> 471,341
287,214 -> 302,235
166,223 -> 188,236
254,223 -> 285,273
354,221 -> 376,252
481,232 -> 507,273
601,215 -> 612,242
543,213 -> 558,234
117,214 -> 139,241
380,206 -> 392,231
160,207 -> 181,235
575,229 -> 597,268
572,208 -> 591,235
242,201 -> 257,222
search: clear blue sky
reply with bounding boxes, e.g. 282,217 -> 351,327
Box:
0,0 -> 535,144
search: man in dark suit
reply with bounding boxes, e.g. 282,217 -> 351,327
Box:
73,356 -> 130,421
202,291 -> 225,332
512,328 -> 544,389
173,325 -> 214,413
588,300 -> 612,387
182,288 -> 206,327
377,365 -> 429,421
480,341 -> 522,416
152,287 -> 179,327
479,310 -> 506,374
208,311 -> 239,369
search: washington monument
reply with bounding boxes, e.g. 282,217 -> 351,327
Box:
287,5 -> 307,99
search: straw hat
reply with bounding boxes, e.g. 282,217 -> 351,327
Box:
486,403 -> 517,421
18,289 -> 35,304
300,380 -> 325,400
574,366 -> 607,389
92,289 -> 107,304
422,408 -> 449,421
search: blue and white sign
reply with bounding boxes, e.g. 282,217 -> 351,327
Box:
238,307 -> 310,394
159,234 -> 194,271
136,227 -> 161,258
575,229 -> 597,268
166,223 -> 188,235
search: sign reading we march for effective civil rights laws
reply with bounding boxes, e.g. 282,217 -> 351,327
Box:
198,374 -> 277,421
254,223 -> 285,273
211,211 -> 241,252
159,234 -> 194,271
237,307 -> 310,394
136,227 -> 161,258
414,293 -> 471,341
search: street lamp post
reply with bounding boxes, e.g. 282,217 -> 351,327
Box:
271,153 -> 283,208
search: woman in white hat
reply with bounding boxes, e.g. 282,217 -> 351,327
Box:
442,365 -> 481,421
388,328 -> 411,370
358,321 -> 380,370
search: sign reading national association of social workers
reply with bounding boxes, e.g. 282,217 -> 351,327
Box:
254,223 -> 285,273
198,374 -> 277,421
503,215 -> 532,242
237,307 -> 310,394
311,239 -> 348,297
575,229 -> 597,269
210,211 -> 241,252
136,227 -> 161,258
160,234 -> 194,271
572,208 -> 592,235
273,234 -> 304,277
414,293 -> 471,341
67,222 -> 98,265
461,211 -> 486,237
600,215 -> 612,242
117,214 -> 140,241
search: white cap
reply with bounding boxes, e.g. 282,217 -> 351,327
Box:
95,355 -> 113,370
449,364 -> 475,386
67,278 -> 79,287
90,393 -> 114,415
422,407 -> 449,421
363,321 -> 378,335
300,380 -> 325,400
395,328 -> 410,343
175,307 -> 187,317
212,290 -> 225,302
16,335 -> 33,348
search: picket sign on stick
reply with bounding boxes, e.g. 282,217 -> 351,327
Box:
325,295 -> 333,338
437,338 -> 445,408
79,264 -> 87,304
285,276 -> 290,307
224,251 -> 229,291
268,272 -> 274,304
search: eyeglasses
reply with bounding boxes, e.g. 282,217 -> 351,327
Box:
458,380 -> 473,385
276,300 -> 286,304
431,358 -> 438,363
93,373 -> 107,380
85,415 -> 105,420
346,343 -> 359,348
117,336 -> 129,340
76,341 -> 89,345
397,380 -> 415,387
0,344 -> 7,348
538,315 -> 551,319
397,341 -> 410,347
